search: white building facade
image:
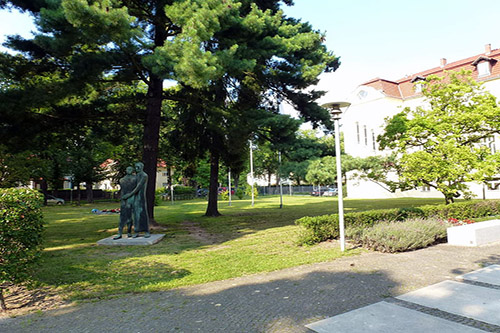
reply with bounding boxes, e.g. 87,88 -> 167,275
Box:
342,44 -> 500,200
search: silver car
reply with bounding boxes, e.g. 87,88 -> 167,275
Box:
46,194 -> 65,205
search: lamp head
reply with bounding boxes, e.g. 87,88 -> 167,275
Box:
321,101 -> 351,119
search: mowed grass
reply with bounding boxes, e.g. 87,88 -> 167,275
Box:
37,196 -> 443,300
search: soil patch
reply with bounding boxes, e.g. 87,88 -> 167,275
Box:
181,221 -> 222,244
0,284 -> 70,318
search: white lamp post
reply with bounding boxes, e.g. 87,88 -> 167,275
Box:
249,140 -> 255,207
321,101 -> 351,252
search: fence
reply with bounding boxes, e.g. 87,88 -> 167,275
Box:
257,185 -> 314,196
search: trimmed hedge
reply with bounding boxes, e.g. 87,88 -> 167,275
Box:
0,188 -> 44,309
295,200 -> 500,245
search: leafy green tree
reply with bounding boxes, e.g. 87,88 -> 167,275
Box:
305,156 -> 336,187
378,70 -> 500,203
281,130 -> 325,184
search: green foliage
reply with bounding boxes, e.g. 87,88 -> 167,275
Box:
0,188 -> 44,309
346,218 -> 447,253
296,214 -> 339,245
305,156 -> 336,186
296,199 -> 500,245
154,188 -> 166,206
220,190 -> 229,201
244,185 -> 258,198
378,70 -> 500,203
174,186 -> 196,195
235,188 -> 244,200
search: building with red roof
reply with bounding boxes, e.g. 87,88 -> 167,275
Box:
343,44 -> 500,199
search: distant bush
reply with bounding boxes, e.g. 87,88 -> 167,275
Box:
244,185 -> 258,198
235,188 -> 244,200
174,186 -> 196,195
295,200 -> 500,245
346,218 -> 447,253
0,188 -> 44,311
220,190 -> 229,201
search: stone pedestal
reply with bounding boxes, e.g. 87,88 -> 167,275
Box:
97,234 -> 165,246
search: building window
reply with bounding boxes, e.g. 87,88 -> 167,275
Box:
421,185 -> 431,192
371,130 -> 376,151
357,90 -> 368,100
162,172 -> 168,177
477,61 -> 491,77
356,122 -> 360,144
162,182 -> 168,188
411,76 -> 425,93
364,125 -> 368,146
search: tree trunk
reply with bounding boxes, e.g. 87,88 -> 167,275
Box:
205,150 -> 221,217
234,174 -> 240,189
41,179 -> 48,206
143,74 -> 163,228
86,181 -> 93,203
268,173 -> 272,195
0,288 -> 6,312
77,184 -> 81,205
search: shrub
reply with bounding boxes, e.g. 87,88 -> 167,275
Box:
244,185 -> 258,198
346,218 -> 447,253
295,200 -> 500,245
296,215 -> 339,245
174,186 -> 196,195
235,188 -> 244,200
154,188 -> 166,206
0,188 -> 44,311
220,190 -> 229,201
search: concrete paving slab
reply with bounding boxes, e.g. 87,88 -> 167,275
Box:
459,264 -> 500,286
397,280 -> 500,326
306,301 -> 483,333
97,234 -> 165,246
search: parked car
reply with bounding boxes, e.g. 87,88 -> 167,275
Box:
322,188 -> 338,196
311,189 -> 321,196
197,188 -> 209,197
46,194 -> 65,205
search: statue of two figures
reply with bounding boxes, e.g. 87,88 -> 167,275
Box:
113,162 -> 151,239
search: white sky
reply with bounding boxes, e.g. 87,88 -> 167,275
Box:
283,0 -> 500,103
2,1 -> 500,110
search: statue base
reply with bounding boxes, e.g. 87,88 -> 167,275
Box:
97,234 -> 165,246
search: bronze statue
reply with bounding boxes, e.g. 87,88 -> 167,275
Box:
122,162 -> 150,238
113,166 -> 136,240
114,162 -> 150,239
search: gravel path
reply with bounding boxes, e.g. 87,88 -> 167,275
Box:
2,241 -> 500,332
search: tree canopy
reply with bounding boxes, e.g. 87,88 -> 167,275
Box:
378,70 -> 500,203
1,0 -> 339,218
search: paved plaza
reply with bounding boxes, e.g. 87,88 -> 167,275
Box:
2,241 -> 500,332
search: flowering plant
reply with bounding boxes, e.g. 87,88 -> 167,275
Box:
447,217 -> 475,226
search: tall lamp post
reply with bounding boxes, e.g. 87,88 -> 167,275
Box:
321,101 -> 351,252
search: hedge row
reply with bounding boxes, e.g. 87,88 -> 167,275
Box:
295,200 -> 500,245
0,188 -> 44,290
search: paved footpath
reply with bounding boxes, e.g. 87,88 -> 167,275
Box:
2,242 -> 500,333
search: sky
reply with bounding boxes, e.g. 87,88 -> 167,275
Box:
282,0 -> 500,102
1,0 -> 500,102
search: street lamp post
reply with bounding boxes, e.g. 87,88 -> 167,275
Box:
249,140 -> 255,207
321,101 -> 351,252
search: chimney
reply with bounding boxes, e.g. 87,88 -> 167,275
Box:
440,58 -> 447,67
485,43 -> 492,55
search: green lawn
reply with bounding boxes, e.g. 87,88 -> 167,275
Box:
38,196 -> 443,300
